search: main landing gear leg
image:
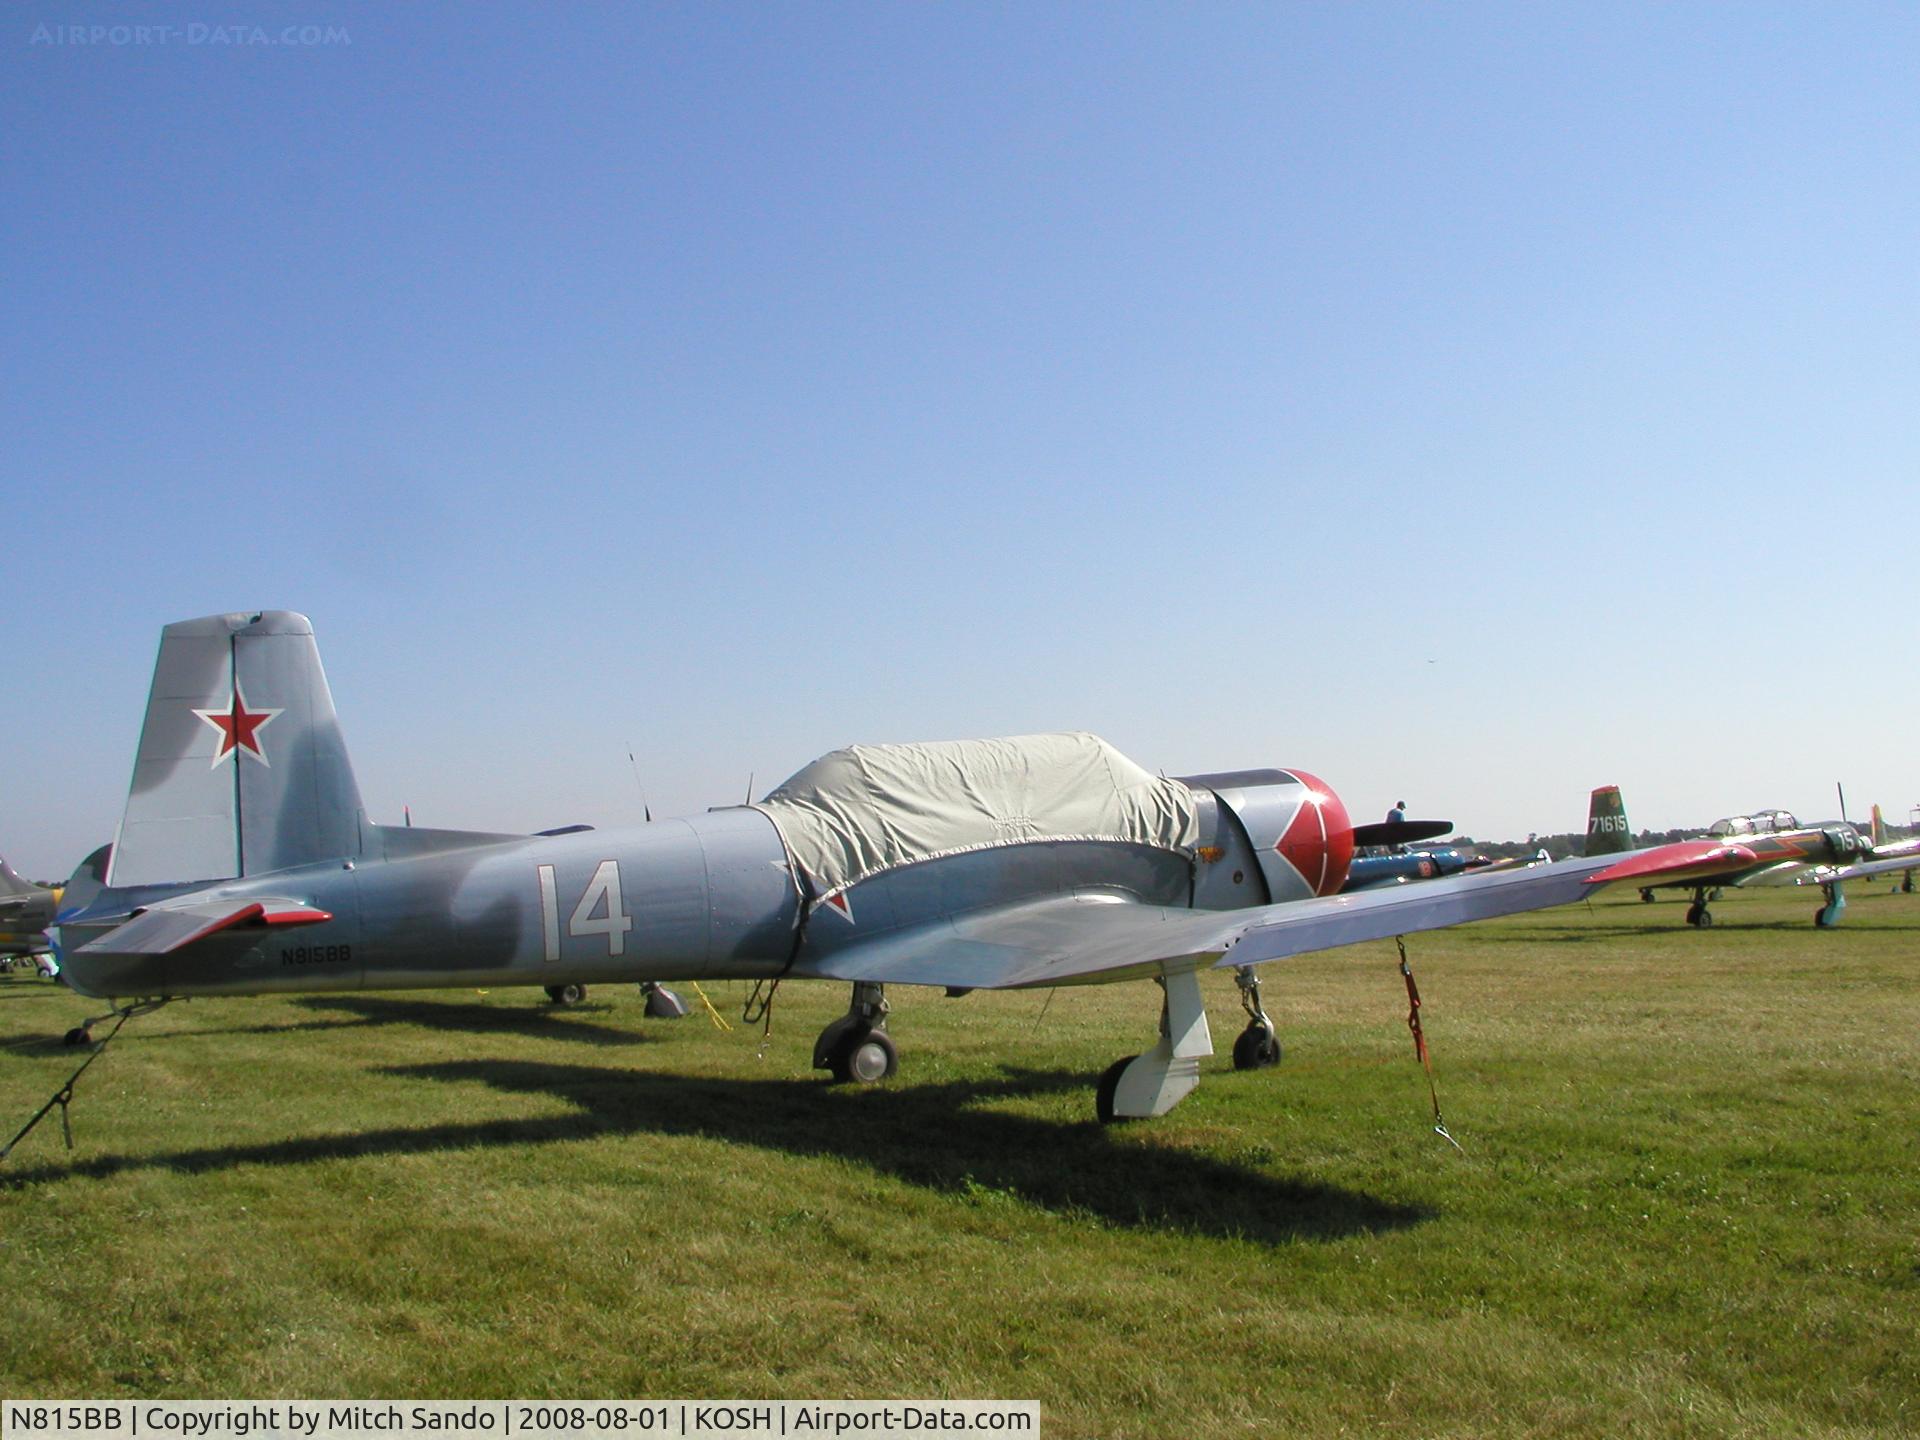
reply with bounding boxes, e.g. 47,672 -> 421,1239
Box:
1230,966 -> 1282,1071
1684,887 -> 1714,928
1095,969 -> 1213,1123
1815,882 -> 1846,928
813,981 -> 897,1084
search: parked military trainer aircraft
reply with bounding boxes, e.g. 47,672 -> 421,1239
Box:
1631,803 -> 1920,928
1,856 -> 60,975
56,612 -> 1759,1122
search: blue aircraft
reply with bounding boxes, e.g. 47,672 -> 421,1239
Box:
55,612 -> 1748,1122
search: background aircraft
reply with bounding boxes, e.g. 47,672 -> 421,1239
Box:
0,855 -> 60,976
1633,803 -> 1920,927
55,611 -> 1751,1122
1343,844 -> 1492,891
1342,812 -> 1497,891
1343,786 -> 1631,891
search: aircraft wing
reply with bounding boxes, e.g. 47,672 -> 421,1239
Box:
76,897 -> 333,956
1795,855 -> 1920,885
798,842 -> 1754,992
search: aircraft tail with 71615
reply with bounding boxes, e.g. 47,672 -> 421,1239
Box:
1584,785 -> 1632,856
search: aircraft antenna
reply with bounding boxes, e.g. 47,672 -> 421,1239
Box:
746,772 -> 754,805
626,743 -> 652,823
1837,782 -> 1849,825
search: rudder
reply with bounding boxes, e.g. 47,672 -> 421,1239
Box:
106,611 -> 367,887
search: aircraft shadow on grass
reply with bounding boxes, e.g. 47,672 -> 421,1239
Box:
0,994 -> 647,1055
285,995 -> 650,1048
2,1057 -> 1430,1245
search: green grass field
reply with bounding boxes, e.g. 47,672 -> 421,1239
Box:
3,883 -> 1916,1438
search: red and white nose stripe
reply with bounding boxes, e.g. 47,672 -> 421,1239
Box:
1273,770 -> 1354,896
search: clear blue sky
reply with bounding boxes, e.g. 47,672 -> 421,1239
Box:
4,3 -> 1917,880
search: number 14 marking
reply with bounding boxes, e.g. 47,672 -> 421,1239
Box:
536,860 -> 634,960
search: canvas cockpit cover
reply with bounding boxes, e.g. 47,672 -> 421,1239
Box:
751,732 -> 1198,904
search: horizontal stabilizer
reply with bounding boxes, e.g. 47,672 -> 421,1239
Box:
79,899 -> 332,957
1583,841 -> 1757,888
1350,819 -> 1453,847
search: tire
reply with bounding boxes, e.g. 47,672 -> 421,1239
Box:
546,983 -> 586,1005
831,1027 -> 897,1084
1232,1023 -> 1282,1071
1095,1056 -> 1133,1124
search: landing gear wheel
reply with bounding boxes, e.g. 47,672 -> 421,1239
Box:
63,1026 -> 92,1047
545,983 -> 586,1005
1232,1021 -> 1282,1071
1095,1056 -> 1134,1125
1685,903 -> 1712,928
815,981 -> 894,1082
1640,888 -> 1656,903
1815,907 -> 1834,928
828,1027 -> 897,1084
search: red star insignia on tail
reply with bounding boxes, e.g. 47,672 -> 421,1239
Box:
193,683 -> 283,767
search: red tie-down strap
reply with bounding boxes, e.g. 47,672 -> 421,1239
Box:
1396,936 -> 1461,1152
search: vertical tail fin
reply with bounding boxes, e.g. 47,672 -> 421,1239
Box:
1585,785 -> 1632,856
106,611 -> 366,887
0,853 -> 30,898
